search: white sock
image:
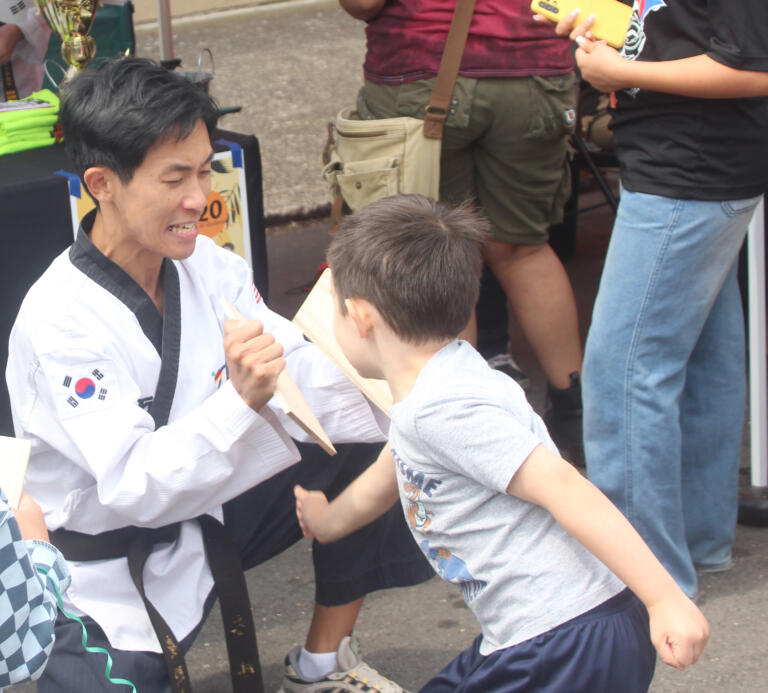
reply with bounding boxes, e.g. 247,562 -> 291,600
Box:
298,647 -> 338,679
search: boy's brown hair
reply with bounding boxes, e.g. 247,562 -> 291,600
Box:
327,194 -> 488,343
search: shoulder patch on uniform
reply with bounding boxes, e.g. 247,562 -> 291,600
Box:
53,364 -> 120,419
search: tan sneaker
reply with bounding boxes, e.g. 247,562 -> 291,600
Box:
277,635 -> 409,693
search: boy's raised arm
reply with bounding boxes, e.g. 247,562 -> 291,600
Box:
295,444 -> 399,543
507,445 -> 710,670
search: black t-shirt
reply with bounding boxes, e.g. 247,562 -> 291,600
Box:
610,0 -> 768,200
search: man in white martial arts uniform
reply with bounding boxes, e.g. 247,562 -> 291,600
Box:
5,57 -> 431,693
0,0 -> 51,100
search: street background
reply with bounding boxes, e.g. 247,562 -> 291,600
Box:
19,1 -> 768,691
136,0 -> 366,220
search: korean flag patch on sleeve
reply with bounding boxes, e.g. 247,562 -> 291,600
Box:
51,363 -> 120,419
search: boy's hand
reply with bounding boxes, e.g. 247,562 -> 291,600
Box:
574,36 -> 630,93
13,493 -> 50,543
647,594 -> 710,670
294,485 -> 334,543
223,318 -> 285,412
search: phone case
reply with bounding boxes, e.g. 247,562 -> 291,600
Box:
531,0 -> 633,50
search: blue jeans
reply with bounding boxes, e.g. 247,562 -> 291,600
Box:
583,187 -> 761,598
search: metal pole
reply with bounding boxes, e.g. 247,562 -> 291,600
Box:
157,0 -> 174,61
748,196 -> 767,487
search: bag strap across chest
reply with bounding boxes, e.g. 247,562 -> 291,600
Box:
423,0 -> 478,140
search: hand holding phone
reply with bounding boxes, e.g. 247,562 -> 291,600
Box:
531,0 -> 633,49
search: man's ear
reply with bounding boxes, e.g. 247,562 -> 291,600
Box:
345,297 -> 374,338
82,166 -> 116,204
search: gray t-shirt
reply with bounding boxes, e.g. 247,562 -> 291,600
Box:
389,341 -> 624,655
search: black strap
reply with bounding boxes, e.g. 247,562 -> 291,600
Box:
140,255 -> 262,691
51,524 -> 180,561
51,518 -> 264,693
148,260 -> 181,429
199,515 -> 263,691
126,528 -> 193,692
51,524 -> 192,691
423,0 -> 477,139
0,23 -> 20,101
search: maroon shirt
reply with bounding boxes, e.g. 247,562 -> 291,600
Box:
363,0 -> 573,84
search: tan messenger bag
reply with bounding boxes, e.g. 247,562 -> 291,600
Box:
322,0 -> 476,229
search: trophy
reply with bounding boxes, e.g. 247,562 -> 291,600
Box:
35,1 -> 99,83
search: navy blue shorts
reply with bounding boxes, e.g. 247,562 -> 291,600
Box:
420,588 -> 656,693
38,441 -> 433,693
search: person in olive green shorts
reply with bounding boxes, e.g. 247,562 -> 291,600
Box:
340,0 -> 585,463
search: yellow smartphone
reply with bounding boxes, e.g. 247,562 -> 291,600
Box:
531,0 -> 633,50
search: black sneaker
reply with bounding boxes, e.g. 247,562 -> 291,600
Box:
487,353 -> 531,393
544,371 -> 584,467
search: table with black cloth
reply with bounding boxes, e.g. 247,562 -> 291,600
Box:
0,129 -> 267,435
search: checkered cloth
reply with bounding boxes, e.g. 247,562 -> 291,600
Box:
0,492 -> 70,689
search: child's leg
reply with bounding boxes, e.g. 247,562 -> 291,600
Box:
420,589 -> 655,693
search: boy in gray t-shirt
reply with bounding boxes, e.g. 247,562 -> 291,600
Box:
294,194 -> 709,692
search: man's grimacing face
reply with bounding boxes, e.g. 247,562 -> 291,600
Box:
102,118 -> 214,266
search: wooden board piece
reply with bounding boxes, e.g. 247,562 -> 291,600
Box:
292,269 -> 393,415
219,298 -> 337,455
0,436 -> 31,509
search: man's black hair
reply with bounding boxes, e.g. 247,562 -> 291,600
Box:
60,57 -> 219,184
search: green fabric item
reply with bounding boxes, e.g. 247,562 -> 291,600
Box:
25,89 -> 60,109
0,127 -> 55,143
0,136 -> 55,156
0,89 -> 59,126
0,88 -> 59,155
0,115 -> 59,134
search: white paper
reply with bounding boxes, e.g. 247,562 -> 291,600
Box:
0,436 -> 31,508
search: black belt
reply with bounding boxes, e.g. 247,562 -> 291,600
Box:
0,23 -> 19,101
51,517 -> 264,693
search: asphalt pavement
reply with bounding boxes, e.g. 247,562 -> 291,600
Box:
18,2 -> 768,691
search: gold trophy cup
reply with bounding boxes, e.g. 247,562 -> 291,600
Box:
35,0 -> 99,83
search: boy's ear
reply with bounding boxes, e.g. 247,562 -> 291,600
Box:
82,166 -> 116,204
345,297 -> 374,338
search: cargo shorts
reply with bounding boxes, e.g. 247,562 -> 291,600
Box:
358,73 -> 576,245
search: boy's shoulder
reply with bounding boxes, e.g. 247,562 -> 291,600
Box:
413,341 -> 528,410
393,340 -> 537,448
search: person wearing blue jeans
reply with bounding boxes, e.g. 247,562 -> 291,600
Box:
546,0 -> 768,599
584,189 -> 760,598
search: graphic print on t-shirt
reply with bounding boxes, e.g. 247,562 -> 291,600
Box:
420,540 -> 487,603
403,482 -> 433,531
393,447 -> 487,603
622,0 -> 667,96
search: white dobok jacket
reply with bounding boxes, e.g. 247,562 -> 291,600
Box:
6,226 -> 386,653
